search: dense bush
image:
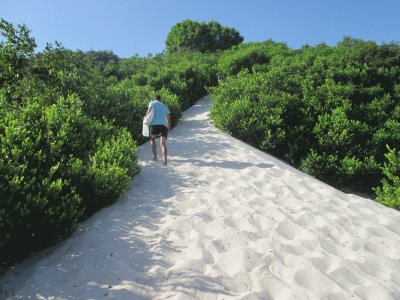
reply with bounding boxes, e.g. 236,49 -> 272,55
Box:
211,38 -> 400,196
217,41 -> 290,77
0,94 -> 139,262
0,97 -> 82,261
128,51 -> 218,110
0,19 -> 36,87
375,147 -> 400,209
165,19 -> 243,53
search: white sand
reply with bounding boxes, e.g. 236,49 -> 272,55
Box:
1,95 -> 400,300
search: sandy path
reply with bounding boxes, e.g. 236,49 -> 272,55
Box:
1,95 -> 400,300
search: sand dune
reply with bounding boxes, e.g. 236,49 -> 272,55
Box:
1,95 -> 400,300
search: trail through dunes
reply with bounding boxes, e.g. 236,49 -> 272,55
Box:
1,95 -> 400,300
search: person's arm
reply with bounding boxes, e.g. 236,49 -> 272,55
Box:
144,107 -> 152,117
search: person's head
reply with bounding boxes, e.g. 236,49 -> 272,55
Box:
154,94 -> 161,101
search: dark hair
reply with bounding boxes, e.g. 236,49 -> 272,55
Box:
154,95 -> 161,101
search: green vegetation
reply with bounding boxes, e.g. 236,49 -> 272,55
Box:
165,20 -> 243,53
217,41 -> 290,77
375,147 -> 400,209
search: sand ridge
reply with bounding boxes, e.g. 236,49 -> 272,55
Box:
1,95 -> 400,299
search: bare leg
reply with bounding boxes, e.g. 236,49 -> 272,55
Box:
160,136 -> 168,165
150,136 -> 157,160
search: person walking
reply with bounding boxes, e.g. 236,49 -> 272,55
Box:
144,95 -> 171,165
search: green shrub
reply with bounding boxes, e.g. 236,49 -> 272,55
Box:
217,42 -> 277,77
131,52 -> 217,110
0,96 -> 83,263
82,129 -> 138,215
375,147 -> 400,209
165,20 -> 243,53
0,90 -> 141,263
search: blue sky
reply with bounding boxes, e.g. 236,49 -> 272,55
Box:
2,0 -> 399,58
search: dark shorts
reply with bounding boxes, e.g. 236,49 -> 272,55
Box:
150,125 -> 168,138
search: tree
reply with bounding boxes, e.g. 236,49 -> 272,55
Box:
165,20 -> 243,53
0,18 -> 36,86
85,50 -> 121,78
